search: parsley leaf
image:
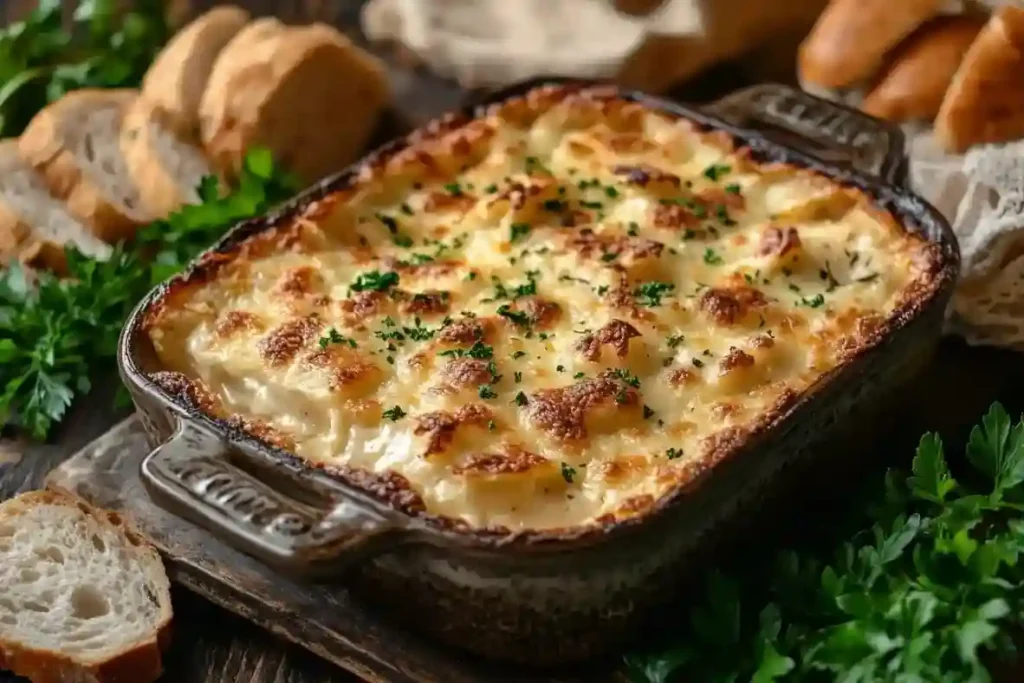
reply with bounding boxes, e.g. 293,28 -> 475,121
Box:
634,281 -> 675,307
381,406 -> 406,421
350,270 -> 399,293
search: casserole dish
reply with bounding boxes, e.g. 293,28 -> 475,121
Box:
119,80 -> 959,665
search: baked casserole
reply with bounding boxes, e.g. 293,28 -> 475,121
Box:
142,84 -> 943,534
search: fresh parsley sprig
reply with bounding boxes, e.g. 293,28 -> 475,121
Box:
625,403 -> 1024,682
0,149 -> 297,439
0,0 -> 169,137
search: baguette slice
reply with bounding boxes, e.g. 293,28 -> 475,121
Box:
0,140 -> 111,272
18,89 -> 153,244
200,16 -> 288,103
862,16 -> 986,123
121,97 -> 217,218
200,22 -> 391,183
799,0 -> 943,89
141,5 -> 250,139
0,490 -> 172,683
935,6 -> 1024,153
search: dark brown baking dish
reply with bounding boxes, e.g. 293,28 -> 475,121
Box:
118,81 -> 960,666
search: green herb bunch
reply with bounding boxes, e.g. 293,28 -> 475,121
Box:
0,149 -> 298,439
0,0 -> 169,137
626,403 -> 1024,683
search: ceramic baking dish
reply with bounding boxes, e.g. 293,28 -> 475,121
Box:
118,80 -> 959,665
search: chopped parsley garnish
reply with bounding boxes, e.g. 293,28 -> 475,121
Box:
724,183 -> 742,194
604,186 -> 620,199
514,391 -> 528,406
643,405 -> 655,419
403,317 -> 434,341
857,273 -> 880,283
443,182 -> 463,196
667,335 -> 685,349
514,371 -> 523,383
580,200 -> 604,210
703,164 -> 732,181
509,222 -> 531,243
393,234 -> 413,247
666,447 -> 684,460
634,281 -> 675,307
511,350 -> 527,359
574,372 -> 586,379
560,462 -> 577,484
478,385 -> 498,399
351,270 -> 399,293
612,368 -> 642,388
319,328 -> 357,349
400,203 -> 414,216
601,251 -> 619,262
556,365 -> 565,373
627,221 -> 640,236
800,293 -> 826,308
692,358 -> 705,368
497,304 -> 531,328
703,248 -> 724,266
382,406 -> 406,421
543,199 -> 566,212
716,205 -> 736,226
483,183 -> 498,193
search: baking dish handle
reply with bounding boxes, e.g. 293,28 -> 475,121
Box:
703,83 -> 908,187
140,419 -> 407,577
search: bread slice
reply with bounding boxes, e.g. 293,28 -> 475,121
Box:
200,22 -> 391,184
798,0 -> 943,89
0,490 -> 172,683
935,6 -> 1024,153
862,15 -> 986,123
200,16 -> 288,104
120,97 -> 217,218
18,89 -> 153,244
141,5 -> 250,139
0,140 -> 111,272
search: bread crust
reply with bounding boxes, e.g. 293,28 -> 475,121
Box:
862,15 -> 986,123
142,5 -> 250,140
799,0 -> 943,88
200,22 -> 391,183
0,489 -> 173,683
18,89 -> 148,244
935,6 -> 1024,153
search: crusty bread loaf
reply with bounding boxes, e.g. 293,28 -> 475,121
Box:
200,16 -> 288,106
935,6 -> 1024,153
199,21 -> 391,183
0,490 -> 172,683
0,140 -> 111,272
141,5 -> 250,139
862,16 -> 986,123
18,89 -> 153,244
120,97 -> 216,218
799,0 -> 943,89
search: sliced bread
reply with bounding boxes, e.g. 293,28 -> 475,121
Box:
120,97 -> 217,218
199,22 -> 391,184
141,5 -> 251,139
18,89 -> 153,245
0,140 -> 111,272
0,489 -> 172,683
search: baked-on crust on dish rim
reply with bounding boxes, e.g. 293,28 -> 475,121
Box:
137,83 -> 952,544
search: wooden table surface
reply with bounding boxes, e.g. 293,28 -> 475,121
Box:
4,3 -> 1024,682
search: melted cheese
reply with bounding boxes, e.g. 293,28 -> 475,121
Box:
146,88 -> 938,532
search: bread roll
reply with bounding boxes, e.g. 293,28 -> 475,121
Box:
862,16 -> 986,123
935,6 -> 1024,153
799,0 -> 944,88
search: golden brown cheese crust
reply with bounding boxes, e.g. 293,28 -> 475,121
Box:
142,84 -> 945,534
